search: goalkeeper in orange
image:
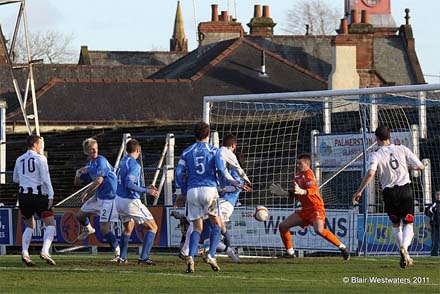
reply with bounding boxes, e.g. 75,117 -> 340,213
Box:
270,154 -> 350,260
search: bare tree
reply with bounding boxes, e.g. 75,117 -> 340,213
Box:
283,0 -> 341,35
10,30 -> 76,64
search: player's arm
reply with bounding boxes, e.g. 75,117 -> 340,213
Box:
405,146 -> 425,171
175,157 -> 187,192
294,171 -> 319,197
38,156 -> 55,202
74,167 -> 88,186
215,151 -> 242,188
80,176 -> 103,203
352,169 -> 375,204
13,159 -> 20,183
220,149 -> 252,186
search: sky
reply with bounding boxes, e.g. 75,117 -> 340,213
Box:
0,0 -> 439,83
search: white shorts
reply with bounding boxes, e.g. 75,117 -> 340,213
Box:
186,186 -> 219,222
80,196 -> 119,222
116,196 -> 154,224
219,200 -> 234,222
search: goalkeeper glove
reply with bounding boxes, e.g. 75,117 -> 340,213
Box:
269,183 -> 288,197
294,182 -> 307,196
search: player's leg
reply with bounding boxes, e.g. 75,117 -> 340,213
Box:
138,219 -> 158,265
75,197 -> 97,240
400,185 -> 415,266
181,222 -> 193,257
99,200 -> 120,259
313,217 -> 350,261
36,195 -> 56,265
219,201 -> 233,249
22,216 -> 36,266
384,186 -> 409,268
279,212 -> 304,257
18,193 -> 36,266
119,219 -> 134,262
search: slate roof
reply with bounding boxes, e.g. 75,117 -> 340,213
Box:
83,50 -> 186,66
6,38 -> 327,123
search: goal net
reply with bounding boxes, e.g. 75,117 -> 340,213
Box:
204,84 -> 440,257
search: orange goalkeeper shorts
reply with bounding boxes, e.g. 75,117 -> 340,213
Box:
296,207 -> 326,228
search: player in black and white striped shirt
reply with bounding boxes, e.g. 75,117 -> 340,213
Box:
13,135 -> 56,266
352,125 -> 424,269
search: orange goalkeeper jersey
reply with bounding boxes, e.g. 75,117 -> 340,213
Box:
291,169 -> 324,210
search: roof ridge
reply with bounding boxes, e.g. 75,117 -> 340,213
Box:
241,38 -> 327,84
189,38 -> 245,81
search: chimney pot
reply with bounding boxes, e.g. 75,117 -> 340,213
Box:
253,4 -> 262,18
351,9 -> 360,24
361,10 -> 369,24
341,18 -> 348,34
211,4 -> 219,22
220,11 -> 229,21
262,5 -> 270,18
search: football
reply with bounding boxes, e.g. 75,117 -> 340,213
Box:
254,205 -> 269,221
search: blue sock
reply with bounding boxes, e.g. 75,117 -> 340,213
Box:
223,230 -> 231,249
189,231 -> 201,258
120,234 -> 130,260
104,232 -> 118,251
140,231 -> 156,260
81,217 -> 90,227
209,225 -> 221,258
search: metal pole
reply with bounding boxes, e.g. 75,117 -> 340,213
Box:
323,97 -> 331,134
370,94 -> 378,132
311,130 -> 319,174
361,95 -> 369,256
0,101 -> 6,184
422,159 -> 431,206
203,100 -> 211,123
418,91 -> 427,139
411,124 -> 420,178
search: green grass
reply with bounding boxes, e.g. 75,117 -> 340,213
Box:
0,254 -> 439,293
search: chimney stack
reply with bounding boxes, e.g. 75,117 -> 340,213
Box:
254,5 -> 262,18
211,4 -> 219,22
351,9 -> 360,24
361,10 -> 369,24
220,11 -> 229,22
262,5 -> 270,18
340,18 -> 348,34
248,5 -> 276,37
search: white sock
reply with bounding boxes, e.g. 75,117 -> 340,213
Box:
216,241 -> 226,252
339,243 -> 346,249
181,223 -> 193,256
41,226 -> 56,254
86,223 -> 94,231
22,227 -> 34,256
287,248 -> 295,255
392,226 -> 403,248
402,223 -> 414,251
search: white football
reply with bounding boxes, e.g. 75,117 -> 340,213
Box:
254,205 -> 269,222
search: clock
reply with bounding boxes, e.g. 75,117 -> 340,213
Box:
361,0 -> 380,7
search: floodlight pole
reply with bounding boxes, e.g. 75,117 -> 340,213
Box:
1,0 -> 41,136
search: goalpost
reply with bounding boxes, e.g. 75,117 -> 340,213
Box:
203,84 -> 440,257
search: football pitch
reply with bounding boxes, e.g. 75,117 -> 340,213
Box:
0,254 -> 439,293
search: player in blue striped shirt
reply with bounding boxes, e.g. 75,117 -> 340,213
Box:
74,138 -> 120,260
175,122 -> 222,273
115,139 -> 159,265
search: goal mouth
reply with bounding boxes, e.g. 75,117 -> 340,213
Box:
204,84 -> 440,257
